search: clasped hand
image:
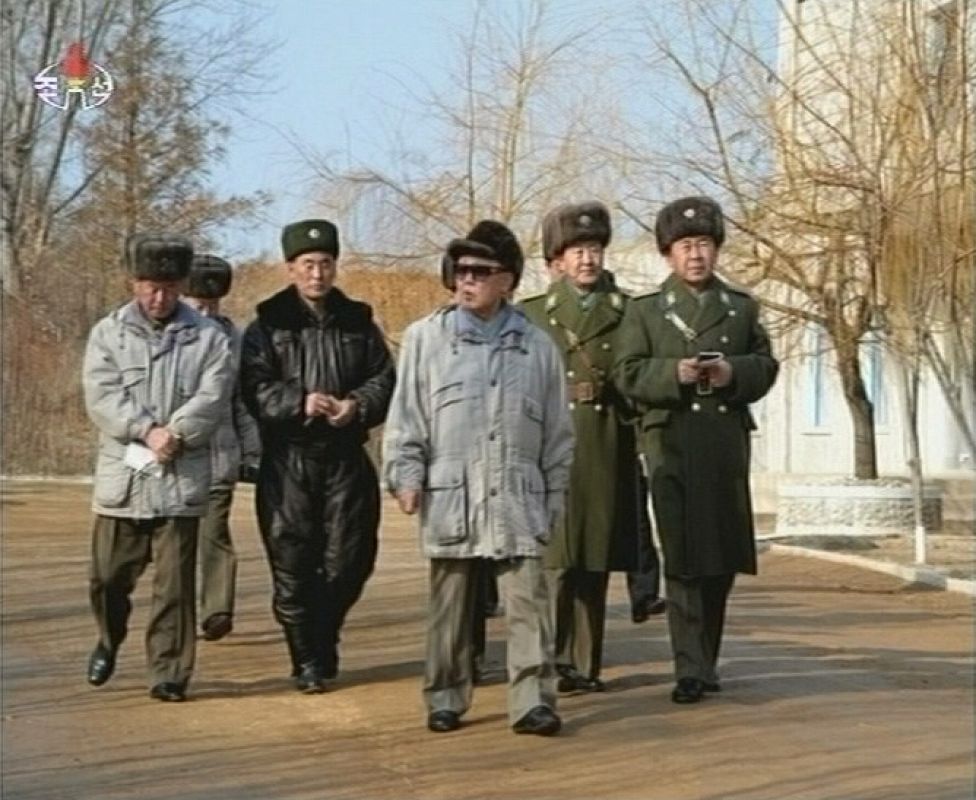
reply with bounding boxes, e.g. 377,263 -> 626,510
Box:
305,391 -> 358,427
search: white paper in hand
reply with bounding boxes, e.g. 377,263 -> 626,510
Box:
125,442 -> 163,477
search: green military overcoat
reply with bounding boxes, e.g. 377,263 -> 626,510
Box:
519,275 -> 640,572
612,274 -> 778,578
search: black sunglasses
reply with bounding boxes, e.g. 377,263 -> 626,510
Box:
455,264 -> 508,281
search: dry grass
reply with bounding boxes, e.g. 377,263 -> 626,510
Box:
3,265 -> 445,475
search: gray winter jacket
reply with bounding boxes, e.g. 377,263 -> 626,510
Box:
82,300 -> 234,518
207,315 -> 260,487
382,304 -> 574,559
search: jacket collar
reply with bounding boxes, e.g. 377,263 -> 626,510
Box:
660,274 -> 730,337
255,284 -> 366,331
546,273 -> 624,343
118,299 -> 201,334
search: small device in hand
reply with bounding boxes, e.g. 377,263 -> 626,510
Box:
695,351 -> 723,395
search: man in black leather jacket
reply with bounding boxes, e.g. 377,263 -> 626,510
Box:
240,218 -> 395,693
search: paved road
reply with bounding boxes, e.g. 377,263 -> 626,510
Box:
2,481 -> 973,800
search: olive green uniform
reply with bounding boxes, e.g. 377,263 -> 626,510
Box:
520,276 -> 640,681
613,274 -> 778,683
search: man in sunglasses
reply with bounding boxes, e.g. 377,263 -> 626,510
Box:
383,220 -> 574,736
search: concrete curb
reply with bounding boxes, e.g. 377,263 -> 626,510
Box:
761,541 -> 976,597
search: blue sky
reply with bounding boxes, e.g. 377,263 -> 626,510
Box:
208,0 -> 475,260
200,0 -> 778,262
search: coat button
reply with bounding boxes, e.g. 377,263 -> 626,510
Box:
720,335 -> 729,344
728,309 -> 737,317
567,369 -> 575,378
594,403 -> 603,412
490,488 -> 498,497
488,432 -> 496,441
490,379 -> 497,387
718,404 -> 728,413
549,318 -> 557,326
601,342 -> 611,350
691,402 -> 701,412
569,401 -> 576,410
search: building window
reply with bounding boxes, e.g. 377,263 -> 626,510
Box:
860,334 -> 888,426
805,325 -> 828,428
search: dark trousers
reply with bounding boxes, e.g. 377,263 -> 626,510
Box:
627,470 -> 661,612
88,514 -> 198,687
197,483 -> 237,625
665,574 -> 735,683
256,447 -> 380,676
547,567 -> 610,680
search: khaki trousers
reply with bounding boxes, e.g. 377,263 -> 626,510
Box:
424,557 -> 556,724
89,514 -> 198,687
196,484 -> 237,625
665,574 -> 735,683
547,567 -> 610,680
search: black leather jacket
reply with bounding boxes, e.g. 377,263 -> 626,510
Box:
240,285 -> 395,453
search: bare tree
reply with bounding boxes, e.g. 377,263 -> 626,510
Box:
1,0 -> 272,474
296,0 -> 634,280
613,0 -> 974,480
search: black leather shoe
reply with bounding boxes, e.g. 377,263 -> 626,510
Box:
427,710 -> 461,732
556,666 -> 604,693
631,597 -> 667,623
513,706 -> 561,736
87,645 -> 116,687
671,677 -> 705,704
703,681 -> 721,693
201,613 -> 233,642
149,682 -> 186,702
295,664 -> 327,694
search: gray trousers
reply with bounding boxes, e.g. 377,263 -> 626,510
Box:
89,514 -> 198,687
665,574 -> 735,682
547,567 -> 610,680
197,484 -> 237,624
424,557 -> 556,724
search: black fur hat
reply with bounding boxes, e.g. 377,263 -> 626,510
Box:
124,233 -> 193,281
654,196 -> 725,254
187,254 -> 232,299
441,220 -> 524,291
542,201 -> 611,261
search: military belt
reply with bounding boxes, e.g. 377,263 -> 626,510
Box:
568,381 -> 602,404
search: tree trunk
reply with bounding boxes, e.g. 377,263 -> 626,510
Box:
899,351 -> 927,563
835,337 -> 878,479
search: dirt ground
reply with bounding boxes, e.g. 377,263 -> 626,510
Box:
1,481 -> 973,800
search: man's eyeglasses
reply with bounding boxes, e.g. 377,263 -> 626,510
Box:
455,265 -> 507,282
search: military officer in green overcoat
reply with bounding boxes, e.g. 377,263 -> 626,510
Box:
519,201 -> 641,693
613,196 -> 778,704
